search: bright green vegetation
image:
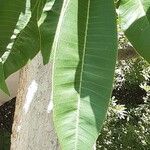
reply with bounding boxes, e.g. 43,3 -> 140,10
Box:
0,0 -> 150,149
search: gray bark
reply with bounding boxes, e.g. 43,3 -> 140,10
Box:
11,53 -> 60,150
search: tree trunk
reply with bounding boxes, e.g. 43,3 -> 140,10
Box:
11,53 -> 60,150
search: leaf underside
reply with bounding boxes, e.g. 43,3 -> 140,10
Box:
52,0 -> 117,149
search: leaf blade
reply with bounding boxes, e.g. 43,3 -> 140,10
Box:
3,0 -> 46,78
40,0 -> 63,64
0,63 -> 9,95
52,0 -> 117,149
119,0 -> 150,63
0,0 -> 25,56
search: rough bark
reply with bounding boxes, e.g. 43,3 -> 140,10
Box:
11,53 -> 60,150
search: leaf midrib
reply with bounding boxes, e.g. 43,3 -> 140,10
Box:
74,0 -> 91,149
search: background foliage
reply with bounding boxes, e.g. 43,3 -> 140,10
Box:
97,54 -> 150,149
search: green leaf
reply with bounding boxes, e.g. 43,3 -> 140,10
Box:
0,0 -> 26,94
3,0 -> 46,78
0,0 -> 26,57
0,0 -> 47,93
119,0 -> 150,63
52,0 -> 117,149
0,62 -> 9,95
40,0 -> 63,64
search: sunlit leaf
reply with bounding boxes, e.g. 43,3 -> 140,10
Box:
52,0 -> 117,149
0,0 -> 26,57
119,0 -> 150,63
3,0 -> 46,78
0,0 -> 46,93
